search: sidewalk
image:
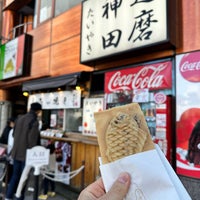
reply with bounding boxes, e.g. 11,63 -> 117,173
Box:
24,173 -> 80,200
25,188 -> 79,200
0,173 -> 80,200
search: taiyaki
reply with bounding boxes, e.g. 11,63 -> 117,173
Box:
94,103 -> 155,164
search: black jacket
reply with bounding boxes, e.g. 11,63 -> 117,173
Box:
11,111 -> 41,162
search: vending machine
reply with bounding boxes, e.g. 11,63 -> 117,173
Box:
139,93 -> 172,163
106,91 -> 173,163
104,60 -> 173,163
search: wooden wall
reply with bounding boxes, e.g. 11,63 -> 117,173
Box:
1,10 -> 13,42
29,5 -> 93,78
70,142 -> 100,189
176,0 -> 200,54
0,90 -> 8,100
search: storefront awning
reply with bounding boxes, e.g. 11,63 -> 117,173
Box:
22,72 -> 90,91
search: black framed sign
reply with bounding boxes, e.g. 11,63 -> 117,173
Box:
80,0 -> 176,64
0,34 -> 32,80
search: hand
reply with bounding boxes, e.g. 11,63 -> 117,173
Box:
78,172 -> 131,200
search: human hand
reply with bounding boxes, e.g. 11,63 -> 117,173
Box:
78,172 -> 131,200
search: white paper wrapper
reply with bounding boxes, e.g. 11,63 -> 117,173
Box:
99,145 -> 191,200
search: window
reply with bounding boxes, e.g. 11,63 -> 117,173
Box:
39,0 -> 53,23
55,0 -> 70,16
34,0 -> 81,27
55,0 -> 81,16
69,0 -> 82,8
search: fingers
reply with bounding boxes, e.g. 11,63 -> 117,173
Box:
78,172 -> 131,200
105,172 -> 131,200
87,178 -> 106,197
78,178 -> 105,200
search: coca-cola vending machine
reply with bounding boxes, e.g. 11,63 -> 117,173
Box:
105,60 -> 173,163
149,94 -> 172,163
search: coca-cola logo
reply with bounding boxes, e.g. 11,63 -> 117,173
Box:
106,62 -> 171,93
180,52 -> 200,82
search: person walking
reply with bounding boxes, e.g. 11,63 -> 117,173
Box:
0,117 -> 15,188
0,117 -> 15,145
5,118 -> 15,186
5,102 -> 42,200
39,141 -> 56,200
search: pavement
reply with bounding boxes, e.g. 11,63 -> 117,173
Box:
0,173 -> 80,200
24,188 -> 80,200
24,185 -> 80,200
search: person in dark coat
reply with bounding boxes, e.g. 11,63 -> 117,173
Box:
0,117 -> 15,145
0,117 -> 15,187
5,102 -> 42,200
186,120 -> 200,165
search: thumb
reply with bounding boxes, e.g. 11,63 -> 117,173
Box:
105,172 -> 131,200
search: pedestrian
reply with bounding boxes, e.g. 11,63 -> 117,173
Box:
5,117 -> 15,186
78,172 -> 131,200
0,117 -> 15,187
0,117 -> 15,145
39,141 -> 56,200
5,102 -> 42,200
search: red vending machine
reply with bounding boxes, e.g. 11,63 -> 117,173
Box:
151,94 -> 172,163
105,60 -> 173,163
133,92 -> 172,163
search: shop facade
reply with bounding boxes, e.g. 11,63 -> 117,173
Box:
0,0 -> 200,198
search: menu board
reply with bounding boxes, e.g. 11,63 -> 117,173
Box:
82,98 -> 104,136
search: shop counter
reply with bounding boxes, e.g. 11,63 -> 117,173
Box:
41,132 -> 98,146
41,132 -> 100,190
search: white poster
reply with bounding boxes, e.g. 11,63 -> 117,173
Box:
55,142 -> 72,185
82,98 -> 104,136
50,114 -> 57,128
28,90 -> 81,109
133,88 -> 149,103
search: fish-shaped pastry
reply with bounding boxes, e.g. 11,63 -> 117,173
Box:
94,103 -> 154,164
105,112 -> 148,162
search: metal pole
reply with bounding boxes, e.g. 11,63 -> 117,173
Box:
33,175 -> 39,200
81,160 -> 85,190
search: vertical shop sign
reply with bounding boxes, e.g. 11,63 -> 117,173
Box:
82,98 -> 104,136
81,0 -> 168,63
176,51 -> 200,178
